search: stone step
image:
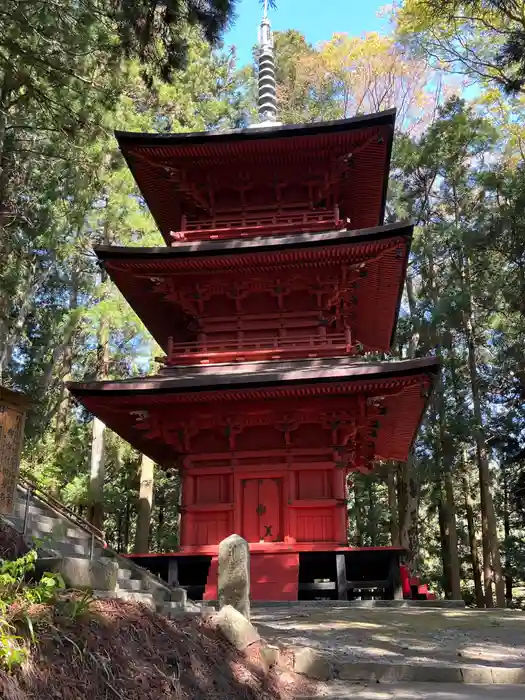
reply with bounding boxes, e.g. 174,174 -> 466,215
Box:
13,503 -> 61,522
287,648 -> 525,685
117,578 -> 145,592
11,509 -> 76,534
13,501 -> 94,541
94,589 -> 156,609
117,568 -> 133,580
297,682 -> 525,700
159,600 -> 202,618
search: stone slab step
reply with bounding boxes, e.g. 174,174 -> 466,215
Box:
13,504 -> 61,522
94,589 -> 155,609
117,568 -> 133,580
252,599 -> 465,609
158,601 -> 205,619
117,578 -> 145,592
297,682 -> 525,700
289,647 -> 525,685
10,510 -> 91,538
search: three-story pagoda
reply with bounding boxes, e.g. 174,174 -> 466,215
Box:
69,10 -> 438,601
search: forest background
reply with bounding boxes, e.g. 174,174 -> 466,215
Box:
1,0 -> 524,609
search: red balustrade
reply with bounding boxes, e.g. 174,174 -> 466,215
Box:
159,332 -> 358,366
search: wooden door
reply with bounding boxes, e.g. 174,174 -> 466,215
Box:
242,478 -> 283,543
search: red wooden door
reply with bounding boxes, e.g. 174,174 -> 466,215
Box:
242,478 -> 283,543
241,479 -> 260,543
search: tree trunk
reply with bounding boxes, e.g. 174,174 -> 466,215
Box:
398,457 -> 418,571
54,273 -> 78,449
368,480 -> 377,546
387,467 -> 400,546
88,417 -> 105,532
443,470 -> 462,599
462,466 -> 485,608
454,237 -> 505,608
354,480 -> 363,547
502,460 -> 513,606
438,498 -> 452,598
124,496 -> 131,552
157,503 -> 165,551
87,274 -> 109,533
116,511 -> 123,553
134,454 -> 154,554
434,377 -> 462,600
405,275 -> 420,358
408,471 -> 420,563
463,307 -> 505,607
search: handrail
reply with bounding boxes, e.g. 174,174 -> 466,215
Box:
159,333 -> 358,365
171,211 -> 345,243
169,332 -> 352,354
18,477 -> 106,553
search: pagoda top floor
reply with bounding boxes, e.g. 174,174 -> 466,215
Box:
68,356 -> 439,471
97,222 -> 412,365
116,109 -> 396,246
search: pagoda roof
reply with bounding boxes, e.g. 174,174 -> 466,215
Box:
68,356 -> 439,466
97,221 -> 413,355
116,109 -> 396,244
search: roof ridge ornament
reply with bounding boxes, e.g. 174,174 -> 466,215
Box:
250,0 -> 281,128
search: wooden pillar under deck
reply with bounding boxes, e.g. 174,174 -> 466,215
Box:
336,553 -> 348,601
168,558 -> 179,586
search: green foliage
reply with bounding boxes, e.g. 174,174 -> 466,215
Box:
396,0 -> 525,94
0,550 -> 65,671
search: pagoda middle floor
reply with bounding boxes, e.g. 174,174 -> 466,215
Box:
69,356 -> 439,601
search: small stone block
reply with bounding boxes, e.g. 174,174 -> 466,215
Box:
337,661 -> 377,681
213,605 -> 260,651
411,665 -> 462,683
260,644 -> 280,670
294,647 -> 334,681
201,605 -> 216,619
460,666 -> 494,684
491,667 -> 525,684
170,588 -> 187,604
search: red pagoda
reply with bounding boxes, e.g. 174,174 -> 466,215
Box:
69,10 -> 438,602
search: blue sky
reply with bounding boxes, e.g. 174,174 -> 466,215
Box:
224,0 -> 389,66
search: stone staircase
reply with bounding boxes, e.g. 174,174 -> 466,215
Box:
1,482 -> 197,618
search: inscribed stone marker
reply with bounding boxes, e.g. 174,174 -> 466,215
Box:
218,533 -> 250,619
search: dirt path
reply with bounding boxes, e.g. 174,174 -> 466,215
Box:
252,606 -> 525,668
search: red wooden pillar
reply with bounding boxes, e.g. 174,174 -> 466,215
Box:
233,473 -> 242,535
287,470 -> 296,544
180,473 -> 195,547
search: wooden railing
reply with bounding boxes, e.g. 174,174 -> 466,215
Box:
170,208 -> 345,243
18,477 -> 106,557
160,333 -> 357,365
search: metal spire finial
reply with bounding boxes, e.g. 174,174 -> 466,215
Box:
256,0 -> 280,126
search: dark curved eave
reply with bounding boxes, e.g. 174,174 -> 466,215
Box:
67,357 -> 439,467
116,109 -> 396,244
115,109 -> 396,148
96,222 -> 413,354
68,356 -> 440,397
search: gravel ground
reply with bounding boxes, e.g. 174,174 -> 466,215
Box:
252,606 -> 525,668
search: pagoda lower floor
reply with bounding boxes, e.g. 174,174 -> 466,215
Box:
69,356 -> 439,602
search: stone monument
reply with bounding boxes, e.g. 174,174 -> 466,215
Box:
217,533 -> 251,619
0,387 -> 29,515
